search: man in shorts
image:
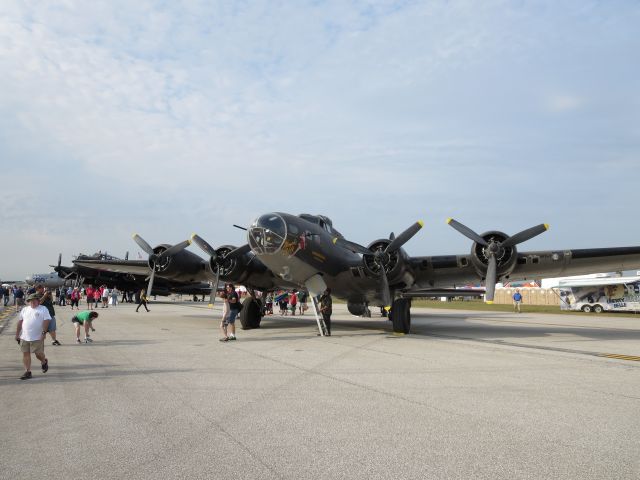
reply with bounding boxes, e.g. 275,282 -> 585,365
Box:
15,293 -> 50,380
222,284 -> 240,341
72,310 -> 99,343
36,285 -> 61,345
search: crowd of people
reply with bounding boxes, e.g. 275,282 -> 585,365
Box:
264,289 -> 309,316
4,283 -> 145,380
4,282 -> 334,378
11,287 -> 101,380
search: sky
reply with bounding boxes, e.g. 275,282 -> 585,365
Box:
1,0 -> 639,280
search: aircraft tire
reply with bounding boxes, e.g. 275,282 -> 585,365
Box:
403,299 -> 411,333
240,297 -> 262,330
391,298 -> 411,334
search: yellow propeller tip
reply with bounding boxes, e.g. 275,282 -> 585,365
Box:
132,233 -> 139,238
446,218 -> 453,224
384,306 -> 391,311
332,238 -> 338,244
186,239 -> 192,245
417,220 -> 424,228
544,223 -> 550,230
191,233 -> 197,239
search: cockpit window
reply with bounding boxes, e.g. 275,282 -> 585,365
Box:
299,214 -> 333,233
249,213 -> 287,254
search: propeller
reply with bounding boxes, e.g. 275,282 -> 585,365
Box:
50,253 -> 63,271
191,234 -> 218,262
446,219 -> 549,303
132,234 -> 192,296
208,270 -> 221,307
191,234 -> 224,308
132,234 -> 154,255
334,221 -> 424,311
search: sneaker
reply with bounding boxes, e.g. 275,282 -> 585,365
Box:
228,336 -> 237,341
84,337 -> 93,343
52,340 -> 61,346
76,338 -> 81,344
41,359 -> 48,373
219,337 -> 229,342
20,371 -> 32,380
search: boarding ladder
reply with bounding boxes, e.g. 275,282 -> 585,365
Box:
310,296 -> 329,336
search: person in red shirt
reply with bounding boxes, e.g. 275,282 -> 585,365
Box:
289,290 -> 298,316
93,288 -> 101,312
70,287 -> 81,310
85,286 -> 95,310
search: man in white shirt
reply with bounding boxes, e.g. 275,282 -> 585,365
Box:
101,286 -> 110,308
15,293 -> 51,380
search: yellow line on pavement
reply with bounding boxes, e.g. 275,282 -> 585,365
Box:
600,353 -> 640,362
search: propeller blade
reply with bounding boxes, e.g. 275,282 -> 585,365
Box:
147,268 -> 156,298
446,218 -> 488,246
58,253 -> 62,268
208,270 -> 220,308
191,234 -> 217,260
159,239 -> 191,259
484,256 -> 497,303
125,251 -> 129,260
502,224 -> 549,248
333,237 -> 371,255
132,234 -> 154,255
225,244 -> 251,261
386,221 -> 424,252
380,269 -> 392,311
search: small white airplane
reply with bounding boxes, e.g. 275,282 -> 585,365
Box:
25,272 -> 67,289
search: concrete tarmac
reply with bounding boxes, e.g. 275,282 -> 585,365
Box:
1,301 -> 639,479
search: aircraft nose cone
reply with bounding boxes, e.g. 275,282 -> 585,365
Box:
248,213 -> 287,254
25,276 -> 33,284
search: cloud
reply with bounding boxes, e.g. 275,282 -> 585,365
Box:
545,94 -> 585,113
1,1 -> 640,278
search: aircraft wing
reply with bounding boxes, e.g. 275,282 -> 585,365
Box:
401,288 -> 485,298
409,246 -> 640,288
73,259 -> 151,276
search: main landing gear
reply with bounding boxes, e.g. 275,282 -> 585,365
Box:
389,298 -> 411,334
240,297 -> 263,330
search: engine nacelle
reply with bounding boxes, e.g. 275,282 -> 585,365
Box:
149,244 -> 203,282
362,239 -> 415,288
210,245 -> 276,290
470,231 -> 518,280
212,245 -> 246,280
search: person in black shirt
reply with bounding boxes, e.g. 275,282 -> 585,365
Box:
224,284 -> 241,341
319,288 -> 332,336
